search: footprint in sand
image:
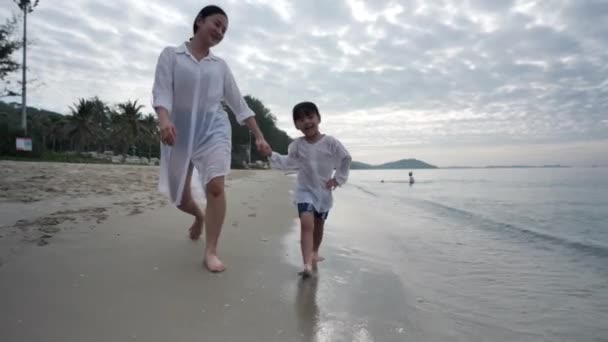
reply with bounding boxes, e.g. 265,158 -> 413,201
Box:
39,226 -> 60,234
232,221 -> 239,227
248,213 -> 257,218
95,214 -> 109,224
37,236 -> 51,246
129,207 -> 143,216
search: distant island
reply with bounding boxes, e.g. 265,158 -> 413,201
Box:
443,165 -> 571,169
350,160 -> 576,170
351,159 -> 438,169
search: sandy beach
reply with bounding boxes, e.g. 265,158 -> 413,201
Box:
0,161 -> 314,341
0,161 -> 162,264
4,162 -> 602,341
0,160 -> 426,342
0,161 -> 417,342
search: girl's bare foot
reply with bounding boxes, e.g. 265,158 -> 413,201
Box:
204,253 -> 225,273
189,216 -> 204,240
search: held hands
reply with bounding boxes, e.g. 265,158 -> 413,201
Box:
255,138 -> 272,157
326,178 -> 339,190
159,119 -> 177,146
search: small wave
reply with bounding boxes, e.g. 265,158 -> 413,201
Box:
418,199 -> 608,258
350,184 -> 379,197
377,180 -> 433,184
349,181 -> 608,257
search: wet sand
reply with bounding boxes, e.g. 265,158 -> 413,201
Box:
0,161 -> 415,342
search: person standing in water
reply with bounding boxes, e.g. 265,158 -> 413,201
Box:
152,5 -> 271,272
409,171 -> 415,185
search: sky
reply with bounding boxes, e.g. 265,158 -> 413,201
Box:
1,0 -> 607,166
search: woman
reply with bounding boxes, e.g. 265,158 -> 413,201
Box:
152,5 -> 271,272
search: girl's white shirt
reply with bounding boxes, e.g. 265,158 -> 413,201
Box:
269,135 -> 352,212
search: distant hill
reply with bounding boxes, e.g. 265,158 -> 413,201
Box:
442,165 -> 571,169
350,161 -> 374,169
0,101 -> 64,128
351,158 -> 437,169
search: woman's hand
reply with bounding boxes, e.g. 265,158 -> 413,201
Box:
159,118 -> 177,146
326,178 -> 339,190
255,138 -> 272,157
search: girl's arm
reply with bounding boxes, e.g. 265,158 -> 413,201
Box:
332,138 -> 352,186
269,142 -> 300,171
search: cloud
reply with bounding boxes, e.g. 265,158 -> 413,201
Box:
0,0 -> 606,165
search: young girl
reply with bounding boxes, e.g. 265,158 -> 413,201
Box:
268,102 -> 352,277
152,5 -> 271,272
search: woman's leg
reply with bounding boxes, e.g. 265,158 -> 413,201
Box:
177,163 -> 205,240
203,175 -> 226,272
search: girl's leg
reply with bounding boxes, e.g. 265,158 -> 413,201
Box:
312,216 -> 325,263
203,175 -> 226,272
178,163 -> 205,240
299,212 -> 315,276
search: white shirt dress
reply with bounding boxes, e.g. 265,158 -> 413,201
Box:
152,43 -> 254,205
269,135 -> 352,213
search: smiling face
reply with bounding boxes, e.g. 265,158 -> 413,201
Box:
294,111 -> 321,139
194,13 -> 228,47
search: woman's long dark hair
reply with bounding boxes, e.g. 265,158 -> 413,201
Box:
193,5 -> 227,34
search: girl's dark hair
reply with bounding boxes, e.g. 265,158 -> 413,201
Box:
293,101 -> 321,122
193,5 -> 227,34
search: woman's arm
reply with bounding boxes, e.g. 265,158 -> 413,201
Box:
222,61 -> 270,155
152,48 -> 176,145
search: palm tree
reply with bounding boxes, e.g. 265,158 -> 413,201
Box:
140,113 -> 159,158
29,113 -> 50,153
68,98 -> 98,152
112,100 -> 145,156
49,116 -> 69,152
89,96 -> 110,152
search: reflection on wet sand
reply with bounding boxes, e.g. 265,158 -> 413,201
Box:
295,273 -> 320,341
294,271 -> 378,342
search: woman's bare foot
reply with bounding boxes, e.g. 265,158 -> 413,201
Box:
189,215 -> 204,240
312,253 -> 325,263
298,264 -> 313,278
204,253 -> 226,273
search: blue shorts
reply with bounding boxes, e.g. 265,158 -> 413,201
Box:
297,203 -> 329,221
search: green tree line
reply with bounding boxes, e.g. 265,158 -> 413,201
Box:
0,96 -> 293,167
1,4 -> 292,167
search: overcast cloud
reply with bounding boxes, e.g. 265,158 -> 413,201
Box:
1,0 -> 606,166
